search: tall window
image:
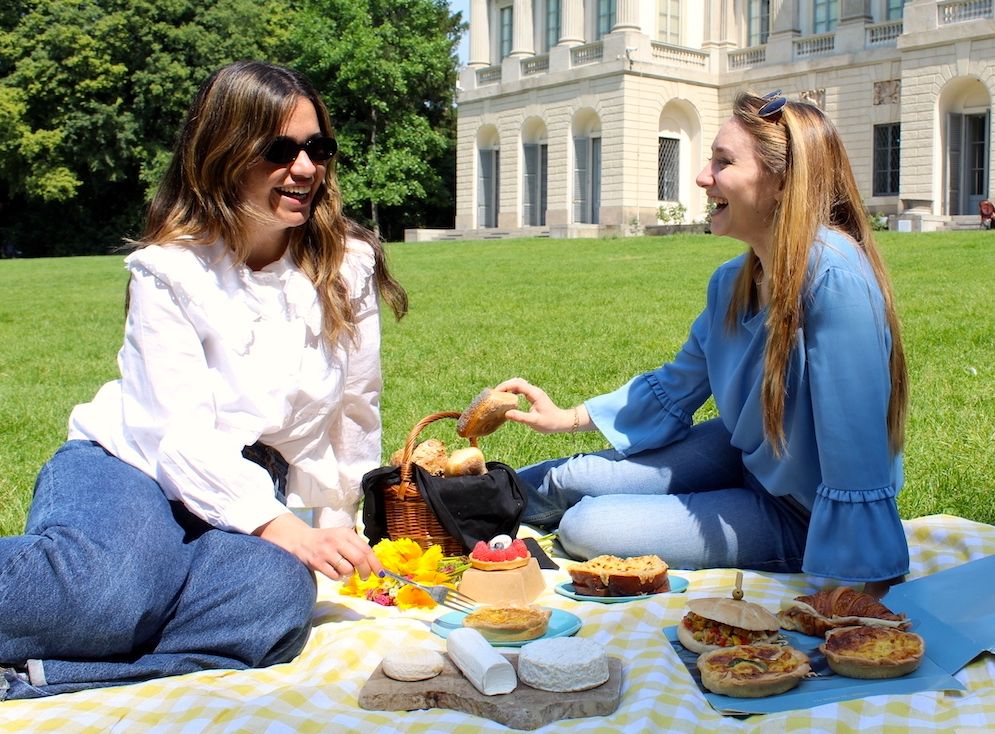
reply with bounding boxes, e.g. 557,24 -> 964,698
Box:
813,0 -> 838,34
886,0 -> 905,20
499,5 -> 513,59
658,0 -> 681,44
574,136 -> 601,224
478,148 -> 500,227
523,143 -> 548,226
596,0 -> 617,40
873,123 -> 900,196
748,0 -> 770,46
545,0 -> 561,52
658,137 -> 680,201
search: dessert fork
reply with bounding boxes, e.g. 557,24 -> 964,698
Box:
378,569 -> 477,613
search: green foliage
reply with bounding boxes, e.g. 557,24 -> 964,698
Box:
658,202 -> 687,224
285,0 -> 463,239
0,0 -> 290,255
2,231 -> 994,537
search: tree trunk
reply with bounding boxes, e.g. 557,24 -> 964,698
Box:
370,107 -> 380,239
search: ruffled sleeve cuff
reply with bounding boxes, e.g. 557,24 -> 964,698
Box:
585,373 -> 692,457
802,483 -> 910,582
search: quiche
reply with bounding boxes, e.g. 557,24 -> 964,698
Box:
462,605 -> 551,643
697,644 -> 811,698
820,625 -> 925,679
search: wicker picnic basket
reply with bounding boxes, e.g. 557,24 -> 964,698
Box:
382,411 -> 476,555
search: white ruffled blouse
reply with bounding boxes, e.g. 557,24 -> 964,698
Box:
68,238 -> 382,534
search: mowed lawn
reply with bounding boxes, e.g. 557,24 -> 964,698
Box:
1,231 -> 992,537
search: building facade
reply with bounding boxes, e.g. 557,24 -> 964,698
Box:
446,0 -> 994,238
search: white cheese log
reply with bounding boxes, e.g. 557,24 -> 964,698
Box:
446,627 -> 517,695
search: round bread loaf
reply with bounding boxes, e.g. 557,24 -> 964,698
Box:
518,637 -> 610,692
381,647 -> 445,681
568,555 -> 670,597
390,439 -> 448,476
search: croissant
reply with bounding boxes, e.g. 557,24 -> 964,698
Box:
778,586 -> 910,638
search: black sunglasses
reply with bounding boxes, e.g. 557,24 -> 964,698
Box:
758,89 -> 787,119
263,135 -> 338,165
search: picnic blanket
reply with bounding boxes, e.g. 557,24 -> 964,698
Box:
2,514 -> 993,733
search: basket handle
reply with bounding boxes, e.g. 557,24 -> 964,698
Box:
397,411 -> 479,486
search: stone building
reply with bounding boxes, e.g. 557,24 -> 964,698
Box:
428,0 -> 993,240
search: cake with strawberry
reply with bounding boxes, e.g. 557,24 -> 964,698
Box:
459,534 -> 546,605
470,535 -> 531,571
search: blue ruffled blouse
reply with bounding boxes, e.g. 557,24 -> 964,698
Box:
585,228 -> 909,582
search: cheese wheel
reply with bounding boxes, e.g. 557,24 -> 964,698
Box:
517,637 -> 610,692
381,647 -> 445,682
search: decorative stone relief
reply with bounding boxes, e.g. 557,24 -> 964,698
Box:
799,88 -> 825,110
874,80 -> 901,105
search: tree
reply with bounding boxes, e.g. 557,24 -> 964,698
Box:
0,0 -> 286,256
286,0 -> 463,240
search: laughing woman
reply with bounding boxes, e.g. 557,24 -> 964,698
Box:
498,91 -> 909,597
0,61 -> 406,699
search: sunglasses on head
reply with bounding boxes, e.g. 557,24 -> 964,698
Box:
263,135 -> 338,165
758,89 -> 787,119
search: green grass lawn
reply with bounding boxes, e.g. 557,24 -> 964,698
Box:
1,231 -> 992,536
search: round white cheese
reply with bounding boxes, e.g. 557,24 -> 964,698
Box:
381,647 -> 445,682
517,637 -> 610,692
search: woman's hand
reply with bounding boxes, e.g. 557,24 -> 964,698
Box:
495,377 -> 591,434
255,513 -> 383,581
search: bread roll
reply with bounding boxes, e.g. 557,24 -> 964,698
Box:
444,447 -> 487,477
456,389 -> 519,438
390,439 -> 448,476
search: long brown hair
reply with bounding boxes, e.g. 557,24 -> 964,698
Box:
136,60 -> 406,342
726,92 -> 907,455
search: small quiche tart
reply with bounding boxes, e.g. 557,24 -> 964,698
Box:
697,644 -> 811,698
463,605 -> 551,643
820,625 -> 925,679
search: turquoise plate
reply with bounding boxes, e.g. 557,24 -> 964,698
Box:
554,575 -> 689,603
430,607 -> 582,648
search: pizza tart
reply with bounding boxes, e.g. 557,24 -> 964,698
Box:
696,643 -> 811,698
820,625 -> 925,679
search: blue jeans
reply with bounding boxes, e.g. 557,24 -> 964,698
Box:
0,441 -> 316,700
518,419 -> 809,572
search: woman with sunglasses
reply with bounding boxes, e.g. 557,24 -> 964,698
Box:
497,91 -> 909,597
1,60 -> 407,700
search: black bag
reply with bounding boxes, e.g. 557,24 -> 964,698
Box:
361,461 -> 527,554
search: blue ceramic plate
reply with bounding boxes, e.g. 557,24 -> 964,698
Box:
431,607 -> 582,648
554,575 -> 689,603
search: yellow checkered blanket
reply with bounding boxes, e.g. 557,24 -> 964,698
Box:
3,514 -> 993,733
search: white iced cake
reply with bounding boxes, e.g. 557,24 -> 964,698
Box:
517,637 -> 610,692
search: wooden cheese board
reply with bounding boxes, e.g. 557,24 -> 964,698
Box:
358,652 -> 623,730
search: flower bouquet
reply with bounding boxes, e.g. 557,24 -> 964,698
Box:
340,537 -> 469,610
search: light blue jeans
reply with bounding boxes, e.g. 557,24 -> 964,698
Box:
0,440 -> 316,700
518,419 -> 809,572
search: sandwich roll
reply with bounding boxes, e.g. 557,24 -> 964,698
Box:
678,597 -> 780,654
446,627 -> 517,695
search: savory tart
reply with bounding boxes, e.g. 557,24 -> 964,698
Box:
568,554 -> 670,597
697,643 -> 811,698
820,625 -> 925,679
462,605 -> 551,643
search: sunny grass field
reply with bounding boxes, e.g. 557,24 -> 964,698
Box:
1,231 -> 993,537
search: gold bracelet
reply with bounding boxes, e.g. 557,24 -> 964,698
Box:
570,406 -> 580,434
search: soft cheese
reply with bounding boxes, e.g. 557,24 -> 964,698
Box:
446,627 -> 517,695
517,637 -> 610,692
381,647 -> 445,682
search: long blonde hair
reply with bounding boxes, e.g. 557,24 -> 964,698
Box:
136,60 -> 407,342
726,93 -> 907,455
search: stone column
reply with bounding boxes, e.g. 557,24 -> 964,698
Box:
510,0 -> 535,57
468,0 -> 490,67
613,0 -> 640,31
559,0 -> 585,45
